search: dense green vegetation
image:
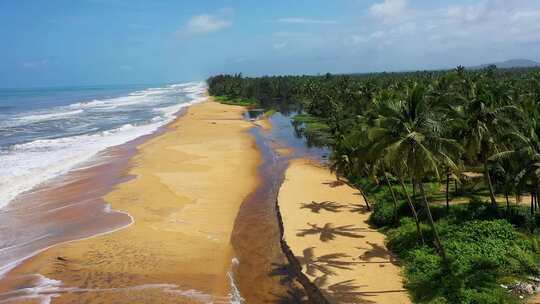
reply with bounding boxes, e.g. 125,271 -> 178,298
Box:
214,95 -> 259,106
208,67 -> 540,303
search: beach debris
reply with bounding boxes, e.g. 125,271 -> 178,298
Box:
56,256 -> 68,262
508,277 -> 540,296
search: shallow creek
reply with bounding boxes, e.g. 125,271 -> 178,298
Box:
231,111 -> 328,303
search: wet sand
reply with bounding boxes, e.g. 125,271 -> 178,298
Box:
0,127 -> 148,280
278,159 -> 411,304
0,100 -> 260,303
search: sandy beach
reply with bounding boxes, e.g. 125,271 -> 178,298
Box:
0,100 -> 260,303
278,159 -> 411,304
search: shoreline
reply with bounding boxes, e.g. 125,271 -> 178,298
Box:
0,100 -> 261,303
0,102 -> 196,280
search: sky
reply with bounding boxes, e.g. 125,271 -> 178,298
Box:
1,0 -> 540,88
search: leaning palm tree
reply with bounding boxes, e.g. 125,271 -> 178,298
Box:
370,83 -> 462,260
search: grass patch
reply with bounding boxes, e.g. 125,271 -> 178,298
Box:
214,95 -> 259,106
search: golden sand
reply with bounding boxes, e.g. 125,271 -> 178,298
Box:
278,159 -> 411,304
0,100 -> 260,303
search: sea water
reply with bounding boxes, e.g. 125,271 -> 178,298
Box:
0,82 -> 207,209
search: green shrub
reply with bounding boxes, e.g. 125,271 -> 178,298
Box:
359,177 -> 539,303
215,95 -> 259,106
386,218 -> 431,257
404,248 -> 444,301
371,199 -> 397,227
397,220 -> 538,303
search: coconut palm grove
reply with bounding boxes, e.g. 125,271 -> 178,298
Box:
208,66 -> 540,303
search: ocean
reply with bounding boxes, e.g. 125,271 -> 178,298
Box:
0,82 -> 207,209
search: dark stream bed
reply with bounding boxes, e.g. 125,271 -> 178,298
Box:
231,110 -> 329,303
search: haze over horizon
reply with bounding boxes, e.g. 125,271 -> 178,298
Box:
1,0 -> 540,88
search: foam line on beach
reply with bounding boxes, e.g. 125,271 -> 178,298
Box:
0,207 -> 135,279
0,274 -> 223,304
0,82 -> 208,209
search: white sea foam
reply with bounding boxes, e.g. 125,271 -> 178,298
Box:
227,257 -> 245,304
66,86 -> 173,111
0,274 -> 222,304
16,109 -> 84,123
0,82 -> 208,209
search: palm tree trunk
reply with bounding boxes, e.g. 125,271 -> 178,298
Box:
535,192 -> 537,212
534,184 -> 539,212
384,173 -> 399,225
412,177 -> 417,199
505,189 -> 510,213
531,191 -> 535,216
454,179 -> 458,195
419,182 -> 446,261
445,169 -> 450,213
340,178 -> 371,211
399,177 -> 424,244
359,188 -> 371,211
484,160 -> 497,206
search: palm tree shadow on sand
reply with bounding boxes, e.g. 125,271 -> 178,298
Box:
269,263 -> 309,303
296,223 -> 367,242
314,275 -> 376,304
295,247 -> 355,277
301,201 -> 347,213
348,204 -> 370,214
322,180 -> 346,188
356,241 -> 398,265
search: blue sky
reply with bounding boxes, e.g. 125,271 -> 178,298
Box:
1,0 -> 540,88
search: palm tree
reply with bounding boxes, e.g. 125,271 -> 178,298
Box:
491,100 -> 540,215
454,80 -> 515,207
329,114 -> 373,211
370,83 -> 462,260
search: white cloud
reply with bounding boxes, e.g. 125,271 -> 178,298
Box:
270,31 -> 329,54
446,1 -> 492,23
344,35 -> 367,46
370,31 -> 385,39
273,42 -> 288,50
22,59 -> 49,69
369,0 -> 408,22
179,11 -> 233,36
275,18 -> 338,25
354,0 -> 540,51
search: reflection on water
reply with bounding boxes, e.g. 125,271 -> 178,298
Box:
268,112 -> 330,161
243,109 -> 265,120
